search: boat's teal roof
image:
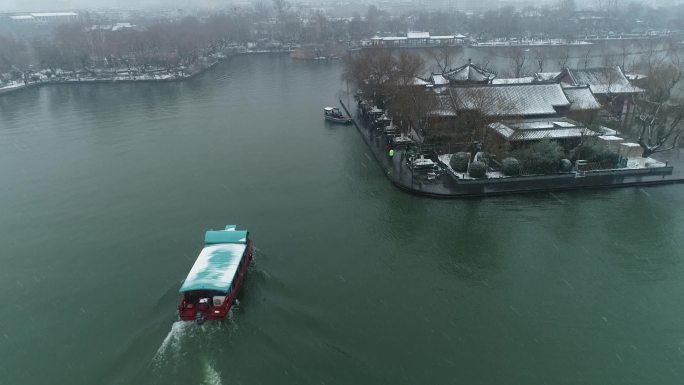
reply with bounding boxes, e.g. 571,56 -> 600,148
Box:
179,227 -> 249,293
205,230 -> 248,244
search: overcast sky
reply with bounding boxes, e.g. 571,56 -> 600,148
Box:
1,0 -> 543,12
0,0 -> 225,11
0,0 -> 678,12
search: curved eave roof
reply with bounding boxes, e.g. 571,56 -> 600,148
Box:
444,64 -> 496,82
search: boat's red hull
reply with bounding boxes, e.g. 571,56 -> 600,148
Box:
178,240 -> 253,321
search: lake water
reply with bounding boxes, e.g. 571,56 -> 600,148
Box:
1,54 -> 683,385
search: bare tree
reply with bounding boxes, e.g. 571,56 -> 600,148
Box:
534,48 -> 545,73
344,48 -> 394,105
618,38 -> 629,69
479,54 -> 495,74
509,46 -> 528,78
429,45 -> 462,74
632,54 -> 684,157
582,45 -> 592,69
556,45 -> 570,70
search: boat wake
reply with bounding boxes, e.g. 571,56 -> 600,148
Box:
152,321 -> 192,367
152,319 -> 239,367
202,359 -> 224,385
149,321 -> 228,384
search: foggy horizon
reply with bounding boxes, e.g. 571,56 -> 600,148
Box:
2,0 -> 681,13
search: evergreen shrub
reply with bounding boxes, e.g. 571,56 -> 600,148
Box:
468,161 -> 487,178
570,143 -> 620,169
501,157 -> 520,176
449,152 -> 470,172
511,140 -> 564,175
559,158 -> 573,172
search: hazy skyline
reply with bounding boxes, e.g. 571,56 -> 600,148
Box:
0,0 -> 680,12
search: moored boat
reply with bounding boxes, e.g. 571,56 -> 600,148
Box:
178,225 -> 253,323
323,106 -> 352,124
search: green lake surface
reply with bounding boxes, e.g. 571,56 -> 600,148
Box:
1,54 -> 683,385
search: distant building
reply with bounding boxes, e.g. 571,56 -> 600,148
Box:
90,23 -> 143,32
9,15 -> 35,23
10,12 -> 78,24
406,31 -> 430,45
370,32 -> 462,47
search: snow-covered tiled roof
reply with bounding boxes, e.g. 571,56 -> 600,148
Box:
563,66 -> 643,95
430,73 -> 449,86
625,73 -> 647,81
31,12 -> 77,17
428,95 -> 457,117
492,77 -> 534,85
534,72 -> 560,82
489,118 -> 599,142
407,31 -> 430,39
411,77 -> 430,86
449,83 -> 571,116
563,86 -> 602,110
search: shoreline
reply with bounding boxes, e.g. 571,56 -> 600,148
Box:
0,59 -> 221,96
0,50 -> 293,97
340,99 -> 684,199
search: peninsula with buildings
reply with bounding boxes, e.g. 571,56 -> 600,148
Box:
344,49 -> 684,197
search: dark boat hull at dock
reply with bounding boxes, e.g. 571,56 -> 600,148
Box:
324,115 -> 352,124
324,106 -> 352,124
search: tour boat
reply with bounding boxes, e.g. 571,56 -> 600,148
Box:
178,225 -> 253,323
323,106 -> 352,124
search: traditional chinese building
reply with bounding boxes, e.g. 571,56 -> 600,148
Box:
555,66 -> 643,119
487,118 -> 599,157
442,59 -> 496,85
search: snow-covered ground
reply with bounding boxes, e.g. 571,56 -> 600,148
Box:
474,39 -> 592,47
626,157 -> 666,169
438,153 -> 669,180
0,63 -> 214,95
438,154 -> 507,180
0,81 -> 27,93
